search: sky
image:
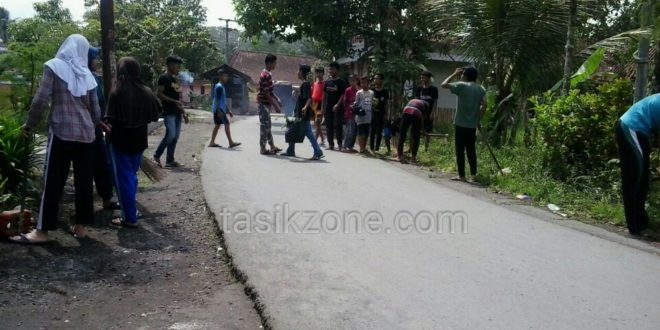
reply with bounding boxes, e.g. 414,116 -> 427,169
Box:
2,0 -> 238,27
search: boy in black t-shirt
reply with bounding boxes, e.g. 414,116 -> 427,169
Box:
322,62 -> 347,151
154,55 -> 186,167
370,73 -> 390,152
415,70 -> 439,133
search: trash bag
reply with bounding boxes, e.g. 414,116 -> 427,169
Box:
285,118 -> 306,143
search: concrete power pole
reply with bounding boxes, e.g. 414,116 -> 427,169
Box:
219,18 -> 236,64
635,0 -> 656,103
100,0 -> 116,98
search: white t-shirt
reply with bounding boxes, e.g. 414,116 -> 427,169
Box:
354,89 -> 374,125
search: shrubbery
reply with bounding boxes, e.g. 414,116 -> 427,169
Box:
0,109 -> 42,210
533,79 -> 633,189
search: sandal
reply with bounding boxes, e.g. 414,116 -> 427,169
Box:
68,225 -> 87,239
229,142 -> 242,148
103,200 -> 121,210
111,218 -> 138,228
208,143 -> 222,148
9,233 -> 47,245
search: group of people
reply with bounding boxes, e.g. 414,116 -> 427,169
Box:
11,34 -> 165,244
246,54 -> 486,183
9,38 -> 487,244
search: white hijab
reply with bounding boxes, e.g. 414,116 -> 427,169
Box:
45,34 -> 98,97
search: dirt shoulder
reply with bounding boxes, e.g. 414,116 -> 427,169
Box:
0,112 -> 262,329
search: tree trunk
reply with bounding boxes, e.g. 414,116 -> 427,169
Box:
635,0 -> 655,102
561,0 -> 577,96
100,0 -> 116,98
654,38 -> 660,94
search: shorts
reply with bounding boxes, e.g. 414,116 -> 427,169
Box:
214,111 -> 229,125
357,123 -> 370,137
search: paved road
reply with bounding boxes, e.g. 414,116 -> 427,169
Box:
202,115 -> 660,330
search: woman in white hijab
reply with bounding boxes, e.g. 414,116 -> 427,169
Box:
12,34 -> 102,244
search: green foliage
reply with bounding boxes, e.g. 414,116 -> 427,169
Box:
0,6 -> 8,43
33,0 -> 73,23
234,0 -> 435,59
0,109 -> 43,210
534,79 -> 633,185
83,0 -> 220,85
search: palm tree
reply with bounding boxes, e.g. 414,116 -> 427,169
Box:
428,0 -> 587,145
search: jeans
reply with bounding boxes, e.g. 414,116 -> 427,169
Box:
398,113 -> 422,158
616,121 -> 650,234
370,111 -> 385,150
455,125 -> 478,177
93,127 -> 114,200
286,120 -> 323,156
110,146 -> 142,224
343,119 -> 357,149
324,108 -> 343,148
154,114 -> 182,163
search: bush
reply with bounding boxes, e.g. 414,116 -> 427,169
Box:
533,79 -> 632,187
0,110 -> 43,210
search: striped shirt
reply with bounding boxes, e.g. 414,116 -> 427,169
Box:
402,99 -> 428,119
25,67 -> 101,143
257,69 -> 274,105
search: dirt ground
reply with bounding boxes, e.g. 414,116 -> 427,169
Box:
0,114 -> 263,329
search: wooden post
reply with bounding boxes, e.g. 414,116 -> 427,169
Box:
100,0 -> 116,98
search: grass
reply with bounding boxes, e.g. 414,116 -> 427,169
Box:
415,129 -> 660,236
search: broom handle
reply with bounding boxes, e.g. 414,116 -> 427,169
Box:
18,135 -> 33,232
477,126 -> 504,175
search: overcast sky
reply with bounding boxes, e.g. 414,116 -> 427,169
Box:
2,0 -> 238,27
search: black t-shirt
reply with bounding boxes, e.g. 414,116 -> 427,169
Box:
372,88 -> 390,116
415,85 -> 438,114
107,118 -> 149,154
296,81 -> 312,120
324,78 -> 347,112
158,74 -> 182,115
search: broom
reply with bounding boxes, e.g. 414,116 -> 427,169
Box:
140,158 -> 167,182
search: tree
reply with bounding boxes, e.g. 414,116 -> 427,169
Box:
0,7 -> 9,43
562,0 -> 578,96
0,1 -> 79,111
33,0 -> 73,23
233,0 -> 437,109
83,0 -> 220,85
428,0 -> 594,146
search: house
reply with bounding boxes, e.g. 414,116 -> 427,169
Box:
201,63 -> 253,114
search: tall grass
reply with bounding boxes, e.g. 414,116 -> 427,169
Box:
416,129 -> 645,230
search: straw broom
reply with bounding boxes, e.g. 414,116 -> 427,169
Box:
140,157 -> 167,182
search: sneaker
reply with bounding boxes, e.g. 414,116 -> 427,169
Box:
152,156 -> 162,168
165,161 -> 183,168
280,151 -> 296,157
310,153 -> 325,161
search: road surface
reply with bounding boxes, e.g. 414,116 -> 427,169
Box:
201,115 -> 660,329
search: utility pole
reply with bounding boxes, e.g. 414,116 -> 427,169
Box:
100,0 -> 116,98
219,18 -> 236,64
634,0 -> 655,102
